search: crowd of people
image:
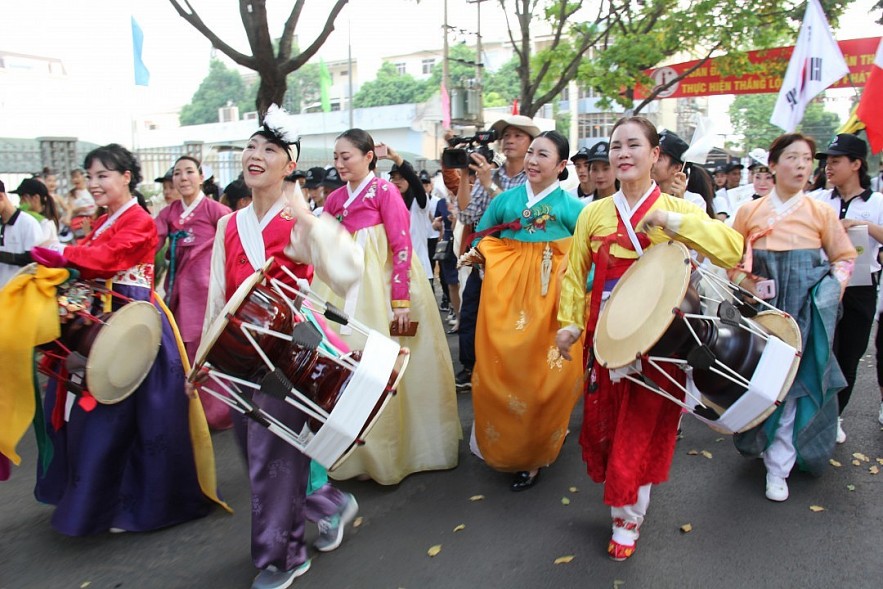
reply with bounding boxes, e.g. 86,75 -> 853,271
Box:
1,105 -> 882,586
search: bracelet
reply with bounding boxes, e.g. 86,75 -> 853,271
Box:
488,183 -> 502,197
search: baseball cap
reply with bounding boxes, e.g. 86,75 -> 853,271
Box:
658,130 -> 689,163
10,178 -> 49,198
322,167 -> 345,190
747,149 -> 769,171
815,133 -> 868,160
725,161 -> 744,172
303,167 -> 326,189
154,167 -> 174,183
418,170 -> 432,183
713,164 -> 727,175
490,114 -> 540,140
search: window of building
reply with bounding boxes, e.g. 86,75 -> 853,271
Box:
421,58 -> 435,75
395,62 -> 407,75
578,112 -> 618,140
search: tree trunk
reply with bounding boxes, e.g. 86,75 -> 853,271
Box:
256,70 -> 288,118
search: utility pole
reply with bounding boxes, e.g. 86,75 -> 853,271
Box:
443,0 -> 450,127
467,0 -> 487,129
348,21 -> 354,129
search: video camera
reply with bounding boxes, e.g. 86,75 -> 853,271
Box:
442,130 -> 496,169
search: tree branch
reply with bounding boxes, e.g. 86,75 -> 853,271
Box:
279,0 -> 348,73
632,41 -> 721,114
279,0 -> 306,60
168,0 -> 255,68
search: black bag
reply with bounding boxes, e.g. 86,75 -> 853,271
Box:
433,238 -> 451,261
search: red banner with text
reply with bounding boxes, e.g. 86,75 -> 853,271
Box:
634,37 -> 880,100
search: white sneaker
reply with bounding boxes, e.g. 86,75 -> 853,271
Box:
836,417 -> 846,444
878,401 -> 883,426
765,474 -> 789,502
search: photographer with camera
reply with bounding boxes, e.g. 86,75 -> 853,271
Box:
451,114 -> 539,391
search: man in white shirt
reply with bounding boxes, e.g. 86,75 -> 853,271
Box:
0,180 -> 44,288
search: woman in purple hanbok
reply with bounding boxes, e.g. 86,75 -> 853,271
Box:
30,143 -> 226,536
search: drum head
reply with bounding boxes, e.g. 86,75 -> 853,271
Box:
753,311 -> 802,353
595,241 -> 692,369
87,301 -> 162,404
189,259 -> 273,381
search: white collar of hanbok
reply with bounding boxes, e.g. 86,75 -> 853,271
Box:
343,175 -> 375,209
238,197 -> 286,271
91,197 -> 139,240
179,191 -> 205,221
768,189 -> 805,215
613,181 -> 658,218
525,181 -> 560,209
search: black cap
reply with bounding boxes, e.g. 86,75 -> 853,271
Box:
418,170 -> 432,183
303,167 -> 326,189
10,178 -> 49,198
816,133 -> 868,160
572,142 -> 610,164
322,167 -> 345,190
570,146 -> 590,162
290,169 -> 307,180
713,164 -> 727,175
658,131 -> 689,163
154,167 -> 174,183
725,161 -> 744,172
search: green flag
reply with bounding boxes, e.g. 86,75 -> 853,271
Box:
320,60 -> 332,113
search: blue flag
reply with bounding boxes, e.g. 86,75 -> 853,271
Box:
131,17 -> 150,86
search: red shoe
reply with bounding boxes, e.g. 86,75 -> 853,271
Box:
608,518 -> 639,561
607,538 -> 636,561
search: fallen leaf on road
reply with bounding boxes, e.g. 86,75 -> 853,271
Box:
80,584 -> 91,588
852,452 -> 869,462
852,460 -> 862,466
846,484 -> 856,492
554,555 -> 574,564
353,517 -> 363,528
701,450 -> 713,459
809,505 -> 825,512
569,486 -> 578,493
561,497 -> 571,505
680,523 -> 693,533
876,458 -> 883,465
829,459 -> 842,467
469,495 -> 485,502
687,449 -> 699,456
870,465 -> 879,475
613,580 -> 625,588
453,524 -> 466,532
715,437 -> 724,443
427,544 -> 442,557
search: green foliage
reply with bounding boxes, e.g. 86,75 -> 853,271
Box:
483,57 -> 520,104
574,0 -> 850,113
282,63 -> 322,114
353,62 -> 427,108
729,93 -> 841,152
179,59 -> 253,126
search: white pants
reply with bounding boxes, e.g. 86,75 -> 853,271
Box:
763,398 -> 798,479
610,484 -> 651,544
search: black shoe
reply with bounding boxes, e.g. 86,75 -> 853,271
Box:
455,369 -> 472,391
440,300 -> 451,312
510,470 -> 541,492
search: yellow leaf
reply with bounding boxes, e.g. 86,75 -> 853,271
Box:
680,523 -> 693,533
687,449 -> 699,456
852,459 -> 862,466
876,458 -> 883,465
715,437 -> 725,443
829,459 -> 842,467
809,505 -> 825,512
870,465 -> 880,475
353,516 -> 363,528
569,486 -> 578,493
561,497 -> 571,505
846,484 -> 856,491
852,452 -> 869,462
554,555 -> 574,564
613,582 -> 625,588
427,544 -> 442,557
453,524 -> 466,532
80,584 -> 91,589
469,495 -> 485,502
700,450 -> 713,460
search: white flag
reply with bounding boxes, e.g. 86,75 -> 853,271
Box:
770,0 -> 848,132
683,117 -> 716,165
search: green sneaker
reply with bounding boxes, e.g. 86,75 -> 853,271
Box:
251,560 -> 310,589
314,493 -> 358,552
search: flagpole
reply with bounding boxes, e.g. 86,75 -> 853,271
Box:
348,20 -> 354,130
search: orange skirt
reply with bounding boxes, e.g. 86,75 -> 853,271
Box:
473,237 -> 585,471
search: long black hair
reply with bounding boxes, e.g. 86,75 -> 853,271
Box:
534,130 -> 570,181
684,164 -> 716,218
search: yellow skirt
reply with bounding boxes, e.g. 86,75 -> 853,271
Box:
473,237 -> 584,472
312,225 -> 461,485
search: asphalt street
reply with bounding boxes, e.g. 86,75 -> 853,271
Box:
2,326 -> 882,589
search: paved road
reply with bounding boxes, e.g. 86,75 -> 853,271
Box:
2,329 -> 882,589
